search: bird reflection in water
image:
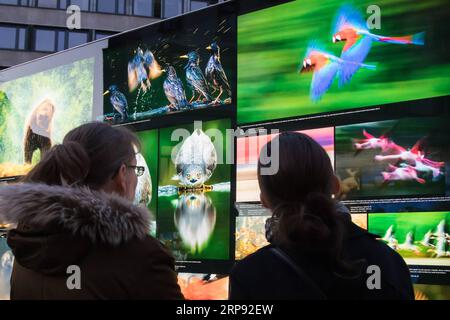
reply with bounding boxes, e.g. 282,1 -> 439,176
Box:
174,192 -> 216,254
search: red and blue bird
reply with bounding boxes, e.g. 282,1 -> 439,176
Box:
300,43 -> 375,101
332,4 -> 425,85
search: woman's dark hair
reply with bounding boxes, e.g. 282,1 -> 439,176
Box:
22,122 -> 140,189
258,132 -> 356,274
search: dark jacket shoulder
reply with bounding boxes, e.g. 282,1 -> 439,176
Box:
0,183 -> 184,300
230,221 -> 414,300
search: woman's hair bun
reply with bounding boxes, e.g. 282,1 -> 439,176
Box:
53,141 -> 90,185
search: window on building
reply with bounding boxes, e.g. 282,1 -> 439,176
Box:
69,0 -> 90,11
97,0 -> 116,14
190,1 -> 208,11
36,0 -> 59,8
133,0 -> 153,17
117,0 -> 126,14
68,31 -> 88,48
163,0 -> 182,18
0,26 -> 17,49
0,0 -> 19,5
60,0 -> 68,9
95,31 -> 115,40
56,30 -> 65,51
17,27 -> 26,49
35,29 -> 56,52
153,0 -> 162,18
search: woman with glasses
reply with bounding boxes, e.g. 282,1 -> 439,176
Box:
0,122 -> 184,300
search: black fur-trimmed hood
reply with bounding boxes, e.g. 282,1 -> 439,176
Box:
0,183 -> 151,246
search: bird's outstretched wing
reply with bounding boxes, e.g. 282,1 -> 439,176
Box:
362,129 -> 375,139
339,36 -> 372,86
143,50 -> 163,80
127,62 -> 139,92
333,4 -> 367,36
310,61 -> 339,101
421,158 -> 445,168
410,137 -> 426,155
143,50 -> 154,66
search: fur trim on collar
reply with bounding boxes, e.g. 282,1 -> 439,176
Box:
0,183 -> 151,246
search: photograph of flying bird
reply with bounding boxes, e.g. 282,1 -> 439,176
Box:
381,225 -> 398,250
300,45 -> 375,101
127,47 -> 163,93
427,221 -> 450,258
181,51 -> 212,103
205,42 -> 231,104
376,218 -> 450,260
353,130 -> 396,153
381,164 -> 425,184
332,4 -> 425,85
127,47 -> 151,92
163,65 -> 188,111
398,232 -> 420,253
401,161 -> 444,181
103,85 -> 128,121
429,236 -> 450,258
433,220 -> 450,239
421,230 -> 434,248
374,138 -> 444,177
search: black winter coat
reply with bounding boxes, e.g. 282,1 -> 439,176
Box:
0,183 -> 184,300
230,210 -> 414,300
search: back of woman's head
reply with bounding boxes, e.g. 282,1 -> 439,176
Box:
258,132 -> 344,262
23,122 -> 140,189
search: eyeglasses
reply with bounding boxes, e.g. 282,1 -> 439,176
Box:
125,164 -> 145,177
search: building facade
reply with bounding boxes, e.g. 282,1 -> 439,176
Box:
0,0 -> 222,69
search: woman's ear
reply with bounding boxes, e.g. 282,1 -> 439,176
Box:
111,164 -> 127,196
331,175 -> 341,196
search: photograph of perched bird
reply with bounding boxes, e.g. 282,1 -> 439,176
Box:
103,85 -> 128,121
163,65 -> 189,111
300,44 -> 375,101
332,4 -> 425,85
181,51 -> 212,103
174,129 -> 217,189
205,42 -> 231,104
